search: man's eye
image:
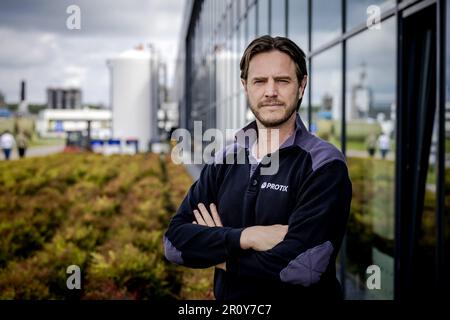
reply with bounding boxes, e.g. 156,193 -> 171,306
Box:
277,79 -> 289,83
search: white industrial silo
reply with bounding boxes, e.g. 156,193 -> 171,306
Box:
107,46 -> 159,152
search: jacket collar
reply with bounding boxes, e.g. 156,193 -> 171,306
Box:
234,112 -> 307,150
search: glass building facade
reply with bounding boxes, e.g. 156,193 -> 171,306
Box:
175,0 -> 450,300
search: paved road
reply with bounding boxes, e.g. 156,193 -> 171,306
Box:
346,149 -> 395,161
2,144 -> 65,161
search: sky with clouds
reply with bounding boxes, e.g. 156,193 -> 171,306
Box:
0,0 -> 185,105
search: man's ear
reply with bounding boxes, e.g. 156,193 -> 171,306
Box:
241,79 -> 247,94
299,75 -> 308,97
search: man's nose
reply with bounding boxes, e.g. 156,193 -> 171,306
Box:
264,80 -> 278,97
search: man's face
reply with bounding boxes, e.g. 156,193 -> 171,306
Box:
242,50 -> 307,128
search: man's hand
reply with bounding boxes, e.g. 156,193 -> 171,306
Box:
240,225 -> 288,251
193,203 -> 222,227
192,203 -> 226,270
191,203 -> 288,268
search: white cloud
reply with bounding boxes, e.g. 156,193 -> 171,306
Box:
62,65 -> 87,87
0,28 -> 60,69
0,0 -> 185,105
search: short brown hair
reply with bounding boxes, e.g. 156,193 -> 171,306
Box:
240,35 -> 307,83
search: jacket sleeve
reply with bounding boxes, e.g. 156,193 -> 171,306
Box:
163,162 -> 244,268
225,159 -> 352,287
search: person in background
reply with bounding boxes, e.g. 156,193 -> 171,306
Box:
0,130 -> 16,160
365,133 -> 377,157
16,131 -> 29,158
378,133 -> 390,159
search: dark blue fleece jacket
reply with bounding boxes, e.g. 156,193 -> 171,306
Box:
164,113 -> 352,301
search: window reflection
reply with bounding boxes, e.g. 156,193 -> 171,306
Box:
231,25 -> 238,131
239,16 -> 247,127
257,0 -> 269,36
271,0 -> 285,36
312,0 -> 341,50
214,15 -> 232,138
287,0 -> 308,52
311,45 -> 341,148
444,0 -> 450,293
345,18 -> 396,300
247,3 -> 256,43
346,0 -> 395,32
298,60 -> 311,129
239,0 -> 247,20
182,0 -> 450,300
415,108 -> 438,292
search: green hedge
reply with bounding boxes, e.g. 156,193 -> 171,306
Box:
0,153 -> 208,299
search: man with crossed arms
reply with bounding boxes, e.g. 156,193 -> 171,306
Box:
164,35 -> 352,301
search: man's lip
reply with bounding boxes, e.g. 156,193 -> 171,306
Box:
261,104 -> 284,107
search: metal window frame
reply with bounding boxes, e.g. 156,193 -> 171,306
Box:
435,0 -> 446,295
394,0 -> 445,300
340,0 -> 347,296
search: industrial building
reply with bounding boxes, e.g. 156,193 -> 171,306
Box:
35,108 -> 112,139
46,87 -> 82,110
107,46 -> 161,153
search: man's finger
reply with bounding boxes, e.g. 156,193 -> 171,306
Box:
210,203 -> 223,227
197,203 -> 215,227
193,221 -> 197,224
193,209 -> 206,225
216,262 -> 226,271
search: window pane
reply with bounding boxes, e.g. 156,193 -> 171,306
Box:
257,0 -> 269,36
311,45 -> 341,148
298,82 -> 309,130
247,3 -> 256,42
346,0 -> 395,32
312,0 -> 341,50
239,17 -> 247,127
345,17 -> 396,300
240,0 -> 247,20
271,0 -> 285,36
288,0 -> 308,52
232,27 -> 239,130
226,27 -> 232,133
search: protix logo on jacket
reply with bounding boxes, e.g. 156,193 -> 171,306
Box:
260,182 -> 289,192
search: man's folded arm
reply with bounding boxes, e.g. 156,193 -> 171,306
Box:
163,162 -> 243,269
226,160 -> 352,287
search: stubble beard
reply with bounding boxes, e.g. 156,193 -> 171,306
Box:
249,96 -> 299,128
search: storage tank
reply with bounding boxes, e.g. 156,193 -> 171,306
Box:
107,46 -> 159,152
